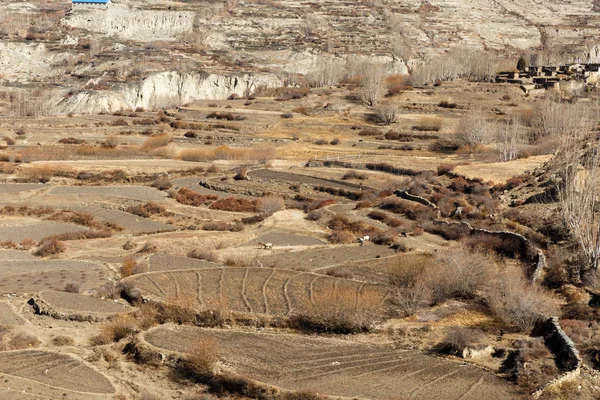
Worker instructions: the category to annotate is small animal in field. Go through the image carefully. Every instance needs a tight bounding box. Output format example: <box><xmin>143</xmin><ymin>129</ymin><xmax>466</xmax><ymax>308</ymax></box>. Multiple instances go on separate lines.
<box><xmin>357</xmin><ymin>235</ymin><xmax>370</xmax><ymax>246</ymax></box>
<box><xmin>258</xmin><ymin>241</ymin><xmax>273</xmax><ymax>250</ymax></box>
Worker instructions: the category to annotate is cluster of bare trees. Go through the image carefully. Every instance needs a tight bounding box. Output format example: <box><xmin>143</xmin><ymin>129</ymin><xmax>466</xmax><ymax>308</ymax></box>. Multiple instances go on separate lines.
<box><xmin>409</xmin><ymin>49</ymin><xmax>502</xmax><ymax>86</ymax></box>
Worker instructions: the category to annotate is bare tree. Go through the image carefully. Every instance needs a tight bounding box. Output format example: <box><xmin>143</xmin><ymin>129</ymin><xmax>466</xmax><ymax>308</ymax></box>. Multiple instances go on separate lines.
<box><xmin>455</xmin><ymin>111</ymin><xmax>494</xmax><ymax>147</ymax></box>
<box><xmin>496</xmin><ymin>117</ymin><xmax>526</xmax><ymax>162</ymax></box>
<box><xmin>372</xmin><ymin>104</ymin><xmax>399</xmax><ymax>125</ymax></box>
<box><xmin>360</xmin><ymin>63</ymin><xmax>386</xmax><ymax>106</ymax></box>
<box><xmin>559</xmin><ymin>139</ymin><xmax>600</xmax><ymax>274</ymax></box>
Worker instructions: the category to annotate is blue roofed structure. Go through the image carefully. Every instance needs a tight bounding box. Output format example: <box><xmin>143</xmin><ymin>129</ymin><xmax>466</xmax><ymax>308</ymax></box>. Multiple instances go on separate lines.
<box><xmin>72</xmin><ymin>0</ymin><xmax>112</xmax><ymax>9</ymax></box>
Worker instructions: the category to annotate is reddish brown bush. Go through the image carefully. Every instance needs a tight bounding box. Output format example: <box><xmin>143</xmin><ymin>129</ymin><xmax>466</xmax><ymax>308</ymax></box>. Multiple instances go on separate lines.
<box><xmin>327</xmin><ymin>215</ymin><xmax>365</xmax><ymax>233</ymax></box>
<box><xmin>127</xmin><ymin>202</ymin><xmax>165</xmax><ymax>217</ymax></box>
<box><xmin>328</xmin><ymin>230</ymin><xmax>355</xmax><ymax>244</ymax></box>
<box><xmin>203</xmin><ymin>221</ymin><xmax>244</xmax><ymax>232</ymax></box>
<box><xmin>424</xmin><ymin>222</ymin><xmax>471</xmax><ymax>240</ymax></box>
<box><xmin>209</xmin><ymin>197</ymin><xmax>256</xmax><ymax>213</ymax></box>
<box><xmin>437</xmin><ymin>163</ymin><xmax>456</xmax><ymax>176</ymax></box>
<box><xmin>175</xmin><ymin>188</ymin><xmax>217</xmax><ymax>207</ymax></box>
<box><xmin>34</xmin><ymin>238</ymin><xmax>65</xmax><ymax>257</ymax></box>
<box><xmin>379</xmin><ymin>198</ymin><xmax>435</xmax><ymax>221</ymax></box>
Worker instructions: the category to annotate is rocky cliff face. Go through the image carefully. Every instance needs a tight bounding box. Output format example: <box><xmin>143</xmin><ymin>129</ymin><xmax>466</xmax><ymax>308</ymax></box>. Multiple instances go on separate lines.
<box><xmin>64</xmin><ymin>8</ymin><xmax>195</xmax><ymax>41</ymax></box>
<box><xmin>55</xmin><ymin>71</ymin><xmax>282</xmax><ymax>114</ymax></box>
<box><xmin>0</xmin><ymin>42</ymin><xmax>67</xmax><ymax>82</ymax></box>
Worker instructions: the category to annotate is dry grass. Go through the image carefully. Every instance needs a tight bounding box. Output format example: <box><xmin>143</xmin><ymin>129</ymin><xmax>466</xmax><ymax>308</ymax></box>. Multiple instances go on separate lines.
<box><xmin>91</xmin><ymin>314</ymin><xmax>137</xmax><ymax>345</ymax></box>
<box><xmin>34</xmin><ymin>238</ymin><xmax>65</xmax><ymax>257</ymax></box>
<box><xmin>290</xmin><ymin>285</ymin><xmax>385</xmax><ymax>333</ymax></box>
<box><xmin>140</xmin><ymin>133</ymin><xmax>171</xmax><ymax>153</ymax></box>
<box><xmin>183</xmin><ymin>337</ymin><xmax>220</xmax><ymax>378</ymax></box>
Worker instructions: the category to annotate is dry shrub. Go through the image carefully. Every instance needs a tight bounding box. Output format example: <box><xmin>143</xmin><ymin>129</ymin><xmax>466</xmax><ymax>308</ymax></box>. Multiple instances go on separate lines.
<box><xmin>120</xmin><ymin>256</ymin><xmax>138</xmax><ymax>278</ymax></box>
<box><xmin>127</xmin><ymin>202</ymin><xmax>165</xmax><ymax>217</ymax></box>
<box><xmin>437</xmin><ymin>163</ymin><xmax>456</xmax><ymax>176</ymax></box>
<box><xmin>328</xmin><ymin>229</ymin><xmax>355</xmax><ymax>244</ymax></box>
<box><xmin>152</xmin><ymin>177</ymin><xmax>172</xmax><ymax>190</ymax></box>
<box><xmin>422</xmin><ymin>246</ymin><xmax>494</xmax><ymax>304</ymax></box>
<box><xmin>188</xmin><ymin>248</ymin><xmax>218</xmax><ymax>262</ymax></box>
<box><xmin>203</xmin><ymin>221</ymin><xmax>244</xmax><ymax>232</ymax></box>
<box><xmin>255</xmin><ymin>196</ymin><xmax>285</xmax><ymax>215</ymax></box>
<box><xmin>7</xmin><ymin>332</ymin><xmax>40</xmax><ymax>350</ymax></box>
<box><xmin>141</xmin><ymin>133</ymin><xmax>171</xmax><ymax>152</ymax></box>
<box><xmin>48</xmin><ymin>230</ymin><xmax>111</xmax><ymax>241</ymax></box>
<box><xmin>393</xmin><ymin>283</ymin><xmax>431</xmax><ymax>317</ymax></box>
<box><xmin>303</xmin><ymin>198</ymin><xmax>336</xmax><ymax>212</ymax></box>
<box><xmin>175</xmin><ymin>188</ymin><xmax>217</xmax><ymax>207</ymax></box>
<box><xmin>17</xmin><ymin>164</ymin><xmax>57</xmax><ymax>183</ymax></box>
<box><xmin>34</xmin><ymin>238</ymin><xmax>65</xmax><ymax>257</ymax></box>
<box><xmin>413</xmin><ymin>116</ymin><xmax>442</xmax><ymax>132</ymax></box>
<box><xmin>183</xmin><ymin>337</ymin><xmax>220</xmax><ymax>378</ymax></box>
<box><xmin>379</xmin><ymin>197</ymin><xmax>435</xmax><ymax>221</ymax></box>
<box><xmin>437</xmin><ymin>327</ymin><xmax>484</xmax><ymax>355</ymax></box>
<box><xmin>92</xmin><ymin>314</ymin><xmax>136</xmax><ymax>345</ymax></box>
<box><xmin>423</xmin><ymin>221</ymin><xmax>471</xmax><ymax>240</ymax></box>
<box><xmin>386</xmin><ymin>74</ymin><xmax>408</xmax><ymax>96</ymax></box>
<box><xmin>389</xmin><ymin>253</ymin><xmax>433</xmax><ymax>287</ymax></box>
<box><xmin>51</xmin><ymin>335</ymin><xmax>75</xmax><ymax>346</ymax></box>
<box><xmin>305</xmin><ymin>210</ymin><xmax>322</xmax><ymax>221</ymax></box>
<box><xmin>341</xmin><ymin>170</ymin><xmax>368</xmax><ymax>180</ymax></box>
<box><xmin>327</xmin><ymin>215</ymin><xmax>365</xmax><ymax>233</ymax></box>
<box><xmin>233</xmin><ymin>167</ymin><xmax>248</xmax><ymax>181</ymax></box>
<box><xmin>63</xmin><ymin>281</ymin><xmax>81</xmax><ymax>293</ymax></box>
<box><xmin>485</xmin><ymin>265</ymin><xmax>557</xmax><ymax>331</ymax></box>
<box><xmin>290</xmin><ymin>285</ymin><xmax>385</xmax><ymax>333</ymax></box>
<box><xmin>209</xmin><ymin>197</ymin><xmax>256</xmax><ymax>213</ymax></box>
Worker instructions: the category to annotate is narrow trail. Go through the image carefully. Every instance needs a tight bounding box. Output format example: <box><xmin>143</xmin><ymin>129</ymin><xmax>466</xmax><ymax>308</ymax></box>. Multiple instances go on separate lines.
<box><xmin>262</xmin><ymin>268</ymin><xmax>276</xmax><ymax>315</ymax></box>
<box><xmin>241</xmin><ymin>268</ymin><xmax>253</xmax><ymax>313</ymax></box>
<box><xmin>195</xmin><ymin>270</ymin><xmax>205</xmax><ymax>309</ymax></box>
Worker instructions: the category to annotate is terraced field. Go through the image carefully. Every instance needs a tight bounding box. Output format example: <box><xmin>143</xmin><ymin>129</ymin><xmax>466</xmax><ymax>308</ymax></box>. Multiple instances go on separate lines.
<box><xmin>0</xmin><ymin>183</ymin><xmax>45</xmax><ymax>194</ymax></box>
<box><xmin>248</xmin><ymin>169</ymin><xmax>365</xmax><ymax>191</ymax></box>
<box><xmin>0</xmin><ymin>249</ymin><xmax>36</xmax><ymax>261</ymax></box>
<box><xmin>145</xmin><ymin>326</ymin><xmax>523</xmax><ymax>400</ymax></box>
<box><xmin>37</xmin><ymin>290</ymin><xmax>133</xmax><ymax>318</ymax></box>
<box><xmin>148</xmin><ymin>253</ymin><xmax>221</xmax><ymax>272</ymax></box>
<box><xmin>124</xmin><ymin>267</ymin><xmax>389</xmax><ymax>316</ymax></box>
<box><xmin>0</xmin><ymin>350</ymin><xmax>115</xmax><ymax>399</ymax></box>
<box><xmin>67</xmin><ymin>204</ymin><xmax>176</xmax><ymax>234</ymax></box>
<box><xmin>48</xmin><ymin>185</ymin><xmax>167</xmax><ymax>201</ymax></box>
<box><xmin>0</xmin><ymin>260</ymin><xmax>111</xmax><ymax>294</ymax></box>
<box><xmin>248</xmin><ymin>231</ymin><xmax>325</xmax><ymax>247</ymax></box>
<box><xmin>258</xmin><ymin>245</ymin><xmax>398</xmax><ymax>271</ymax></box>
<box><xmin>173</xmin><ymin>177</ymin><xmax>246</xmax><ymax>198</ymax></box>
<box><xmin>0</xmin><ymin>301</ymin><xmax>27</xmax><ymax>326</ymax></box>
<box><xmin>0</xmin><ymin>219</ymin><xmax>88</xmax><ymax>242</ymax></box>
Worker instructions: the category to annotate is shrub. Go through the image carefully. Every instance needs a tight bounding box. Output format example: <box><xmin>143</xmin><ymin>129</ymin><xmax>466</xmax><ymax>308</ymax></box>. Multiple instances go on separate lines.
<box><xmin>438</xmin><ymin>100</ymin><xmax>457</xmax><ymax>109</ymax></box>
<box><xmin>379</xmin><ymin>198</ymin><xmax>434</xmax><ymax>221</ymax></box>
<box><xmin>330</xmin><ymin>138</ymin><xmax>340</xmax><ymax>145</ymax></box>
<box><xmin>422</xmin><ymin>247</ymin><xmax>494</xmax><ymax>304</ymax></box>
<box><xmin>51</xmin><ymin>335</ymin><xmax>75</xmax><ymax>346</ymax></box>
<box><xmin>423</xmin><ymin>222</ymin><xmax>471</xmax><ymax>240</ymax></box>
<box><xmin>182</xmin><ymin>337</ymin><xmax>220</xmax><ymax>378</ymax></box>
<box><xmin>303</xmin><ymin>199</ymin><xmax>336</xmax><ymax>212</ymax></box>
<box><xmin>120</xmin><ymin>255</ymin><xmax>144</xmax><ymax>278</ymax></box>
<box><xmin>413</xmin><ymin>116</ymin><xmax>442</xmax><ymax>131</ymax></box>
<box><xmin>328</xmin><ymin>230</ymin><xmax>355</xmax><ymax>244</ymax></box>
<box><xmin>93</xmin><ymin>314</ymin><xmax>136</xmax><ymax>344</ymax></box>
<box><xmin>233</xmin><ymin>167</ymin><xmax>248</xmax><ymax>181</ymax></box>
<box><xmin>305</xmin><ymin>210</ymin><xmax>323</xmax><ymax>221</ymax></box>
<box><xmin>241</xmin><ymin>214</ymin><xmax>267</xmax><ymax>224</ymax></box>
<box><xmin>436</xmin><ymin>163</ymin><xmax>456</xmax><ymax>176</ymax></box>
<box><xmin>151</xmin><ymin>177</ymin><xmax>172</xmax><ymax>190</ymax></box>
<box><xmin>203</xmin><ymin>221</ymin><xmax>244</xmax><ymax>232</ymax></box>
<box><xmin>63</xmin><ymin>281</ymin><xmax>81</xmax><ymax>293</ymax></box>
<box><xmin>175</xmin><ymin>188</ymin><xmax>217</xmax><ymax>207</ymax></box>
<box><xmin>437</xmin><ymin>327</ymin><xmax>484</xmax><ymax>355</ymax></box>
<box><xmin>127</xmin><ymin>202</ymin><xmax>165</xmax><ymax>218</ymax></box>
<box><xmin>485</xmin><ymin>265</ymin><xmax>557</xmax><ymax>331</ymax></box>
<box><xmin>289</xmin><ymin>286</ymin><xmax>384</xmax><ymax>333</ymax></box>
<box><xmin>188</xmin><ymin>248</ymin><xmax>218</xmax><ymax>262</ymax></box>
<box><xmin>314</xmin><ymin>139</ymin><xmax>327</xmax><ymax>145</ymax></box>
<box><xmin>209</xmin><ymin>198</ymin><xmax>256</xmax><ymax>213</ymax></box>
<box><xmin>8</xmin><ymin>332</ymin><xmax>40</xmax><ymax>350</ymax></box>
<box><xmin>280</xmin><ymin>113</ymin><xmax>293</xmax><ymax>119</ymax></box>
<box><xmin>34</xmin><ymin>238</ymin><xmax>65</xmax><ymax>257</ymax></box>
<box><xmin>327</xmin><ymin>215</ymin><xmax>364</xmax><ymax>233</ymax></box>
<box><xmin>372</xmin><ymin>104</ymin><xmax>399</xmax><ymax>125</ymax></box>
<box><xmin>393</xmin><ymin>284</ymin><xmax>431</xmax><ymax>317</ymax></box>
<box><xmin>341</xmin><ymin>170</ymin><xmax>367</xmax><ymax>180</ymax></box>
<box><xmin>255</xmin><ymin>196</ymin><xmax>285</xmax><ymax>215</ymax></box>
<box><xmin>141</xmin><ymin>133</ymin><xmax>171</xmax><ymax>152</ymax></box>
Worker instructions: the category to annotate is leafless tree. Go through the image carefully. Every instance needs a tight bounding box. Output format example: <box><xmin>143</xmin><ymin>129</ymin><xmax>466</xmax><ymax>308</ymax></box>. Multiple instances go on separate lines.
<box><xmin>393</xmin><ymin>283</ymin><xmax>431</xmax><ymax>317</ymax></box>
<box><xmin>360</xmin><ymin>63</ymin><xmax>386</xmax><ymax>106</ymax></box>
<box><xmin>455</xmin><ymin>111</ymin><xmax>494</xmax><ymax>147</ymax></box>
<box><xmin>372</xmin><ymin>104</ymin><xmax>399</xmax><ymax>125</ymax></box>
<box><xmin>559</xmin><ymin>138</ymin><xmax>600</xmax><ymax>273</ymax></box>
<box><xmin>496</xmin><ymin>117</ymin><xmax>526</xmax><ymax>162</ymax></box>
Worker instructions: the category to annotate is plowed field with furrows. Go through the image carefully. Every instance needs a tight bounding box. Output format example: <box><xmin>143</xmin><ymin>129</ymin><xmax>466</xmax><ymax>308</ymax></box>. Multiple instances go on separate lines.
<box><xmin>48</xmin><ymin>185</ymin><xmax>167</xmax><ymax>201</ymax></box>
<box><xmin>0</xmin><ymin>220</ymin><xmax>88</xmax><ymax>242</ymax></box>
<box><xmin>0</xmin><ymin>350</ymin><xmax>115</xmax><ymax>399</ymax></box>
<box><xmin>147</xmin><ymin>253</ymin><xmax>221</xmax><ymax>272</ymax></box>
<box><xmin>124</xmin><ymin>267</ymin><xmax>389</xmax><ymax>316</ymax></box>
<box><xmin>145</xmin><ymin>326</ymin><xmax>522</xmax><ymax>400</ymax></box>
<box><xmin>67</xmin><ymin>205</ymin><xmax>176</xmax><ymax>234</ymax></box>
<box><xmin>37</xmin><ymin>290</ymin><xmax>133</xmax><ymax>316</ymax></box>
<box><xmin>0</xmin><ymin>260</ymin><xmax>110</xmax><ymax>294</ymax></box>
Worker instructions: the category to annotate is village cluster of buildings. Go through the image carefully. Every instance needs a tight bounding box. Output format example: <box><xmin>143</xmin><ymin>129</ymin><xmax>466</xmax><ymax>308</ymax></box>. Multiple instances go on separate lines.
<box><xmin>496</xmin><ymin>64</ymin><xmax>600</xmax><ymax>95</ymax></box>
